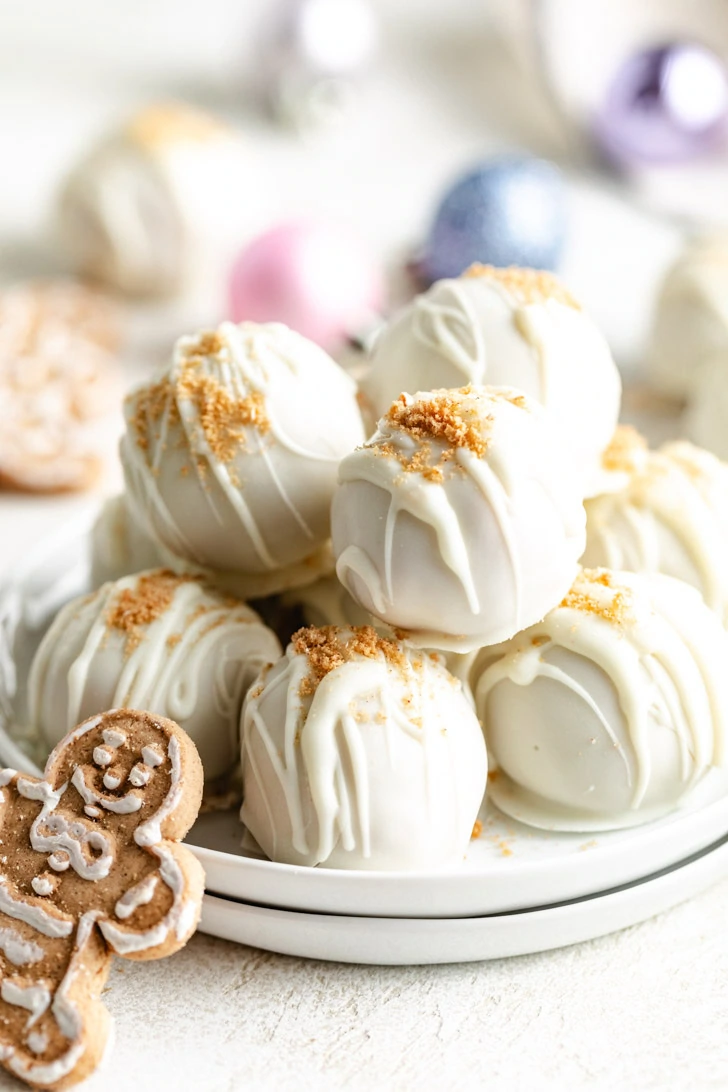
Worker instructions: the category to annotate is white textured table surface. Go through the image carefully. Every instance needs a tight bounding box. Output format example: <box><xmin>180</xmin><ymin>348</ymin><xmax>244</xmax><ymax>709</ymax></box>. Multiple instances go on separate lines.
<box><xmin>1</xmin><ymin>2</ymin><xmax>726</xmax><ymax>1089</ymax></box>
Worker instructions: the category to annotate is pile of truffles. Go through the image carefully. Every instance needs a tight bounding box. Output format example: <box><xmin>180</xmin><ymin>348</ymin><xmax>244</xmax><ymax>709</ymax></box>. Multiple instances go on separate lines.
<box><xmin>27</xmin><ymin>264</ymin><xmax>728</xmax><ymax>870</ymax></box>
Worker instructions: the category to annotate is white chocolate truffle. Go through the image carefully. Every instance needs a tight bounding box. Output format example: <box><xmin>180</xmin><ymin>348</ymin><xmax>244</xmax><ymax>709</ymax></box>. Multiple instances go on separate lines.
<box><xmin>28</xmin><ymin>569</ymin><xmax>281</xmax><ymax>781</ymax></box>
<box><xmin>472</xmin><ymin>568</ymin><xmax>728</xmax><ymax>831</ymax></box>
<box><xmin>649</xmin><ymin>234</ymin><xmax>728</xmax><ymax>399</ymax></box>
<box><xmin>121</xmin><ymin>321</ymin><xmax>365</xmax><ymax>592</ymax></box>
<box><xmin>684</xmin><ymin>354</ymin><xmax>728</xmax><ymax>462</ymax></box>
<box><xmin>362</xmin><ymin>265</ymin><xmax>621</xmax><ymax>495</ymax></box>
<box><xmin>241</xmin><ymin>626</ymin><xmax>487</xmax><ymax>870</ymax></box>
<box><xmin>583</xmin><ymin>440</ymin><xmax>728</xmax><ymax>625</ymax></box>
<box><xmin>331</xmin><ymin>386</ymin><xmax>586</xmax><ymax>652</ymax></box>
<box><xmin>90</xmin><ymin>494</ymin><xmax>168</xmax><ymax>587</ymax></box>
<box><xmin>58</xmin><ymin>102</ymin><xmax>256</xmax><ymax>299</ymax></box>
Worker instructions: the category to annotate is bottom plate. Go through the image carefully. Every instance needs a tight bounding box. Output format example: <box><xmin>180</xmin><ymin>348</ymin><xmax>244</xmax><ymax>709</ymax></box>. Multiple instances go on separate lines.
<box><xmin>199</xmin><ymin>833</ymin><xmax>728</xmax><ymax>965</ymax></box>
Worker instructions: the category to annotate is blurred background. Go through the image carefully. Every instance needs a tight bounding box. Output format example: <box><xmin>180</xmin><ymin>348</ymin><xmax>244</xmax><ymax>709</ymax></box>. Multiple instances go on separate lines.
<box><xmin>2</xmin><ymin>0</ymin><xmax>728</xmax><ymax>523</ymax></box>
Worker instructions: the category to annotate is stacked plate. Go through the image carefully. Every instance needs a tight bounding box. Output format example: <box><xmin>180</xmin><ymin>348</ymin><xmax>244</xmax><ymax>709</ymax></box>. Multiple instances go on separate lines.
<box><xmin>3</xmin><ymin>516</ymin><xmax>728</xmax><ymax>966</ymax></box>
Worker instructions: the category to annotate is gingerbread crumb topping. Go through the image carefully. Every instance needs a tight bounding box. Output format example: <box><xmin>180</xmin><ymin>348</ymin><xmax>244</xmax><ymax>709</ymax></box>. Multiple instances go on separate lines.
<box><xmin>463</xmin><ymin>264</ymin><xmax>581</xmax><ymax>309</ymax></box>
<box><xmin>177</xmin><ymin>371</ymin><xmax>269</xmax><ymax>463</ymax></box>
<box><xmin>601</xmin><ymin>425</ymin><xmax>648</xmax><ymax>476</ymax></box>
<box><xmin>128</xmin><ymin>328</ymin><xmax>271</xmax><ymax>465</ymax></box>
<box><xmin>560</xmin><ymin>568</ymin><xmax>633</xmax><ymax>627</ymax></box>
<box><xmin>106</xmin><ymin>570</ymin><xmax>199</xmax><ymax>653</ymax></box>
<box><xmin>386</xmin><ymin>387</ymin><xmax>489</xmax><ymax>457</ymax></box>
<box><xmin>292</xmin><ymin>625</ymin><xmax>409</xmax><ymax>696</ymax></box>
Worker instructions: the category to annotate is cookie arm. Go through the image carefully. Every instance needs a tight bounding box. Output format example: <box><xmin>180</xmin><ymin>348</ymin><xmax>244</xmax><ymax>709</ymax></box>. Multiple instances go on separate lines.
<box><xmin>97</xmin><ymin>843</ymin><xmax>204</xmax><ymax>962</ymax></box>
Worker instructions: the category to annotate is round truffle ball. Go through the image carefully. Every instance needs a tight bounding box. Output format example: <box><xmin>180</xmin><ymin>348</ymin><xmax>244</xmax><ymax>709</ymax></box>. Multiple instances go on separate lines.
<box><xmin>228</xmin><ymin>221</ymin><xmax>383</xmax><ymax>352</ymax></box>
<box><xmin>241</xmin><ymin>625</ymin><xmax>487</xmax><ymax>869</ymax></box>
<box><xmin>684</xmin><ymin>355</ymin><xmax>728</xmax><ymax>461</ymax></box>
<box><xmin>121</xmin><ymin>321</ymin><xmax>365</xmax><ymax>590</ymax></box>
<box><xmin>90</xmin><ymin>494</ymin><xmax>169</xmax><ymax>588</ymax></box>
<box><xmin>419</xmin><ymin>156</ymin><xmax>567</xmax><ymax>284</ymax></box>
<box><xmin>331</xmin><ymin>386</ymin><xmax>586</xmax><ymax>652</ymax></box>
<box><xmin>472</xmin><ymin>568</ymin><xmax>728</xmax><ymax>831</ymax></box>
<box><xmin>649</xmin><ymin>233</ymin><xmax>728</xmax><ymax>399</ymax></box>
<box><xmin>58</xmin><ymin>102</ymin><xmax>256</xmax><ymax>299</ymax></box>
<box><xmin>583</xmin><ymin>440</ymin><xmax>728</xmax><ymax>625</ymax></box>
<box><xmin>28</xmin><ymin>569</ymin><xmax>281</xmax><ymax>781</ymax></box>
<box><xmin>362</xmin><ymin>265</ymin><xmax>620</xmax><ymax>496</ymax></box>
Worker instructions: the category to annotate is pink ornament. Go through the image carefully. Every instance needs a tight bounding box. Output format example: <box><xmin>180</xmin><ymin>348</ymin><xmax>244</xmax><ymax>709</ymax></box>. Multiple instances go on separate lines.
<box><xmin>227</xmin><ymin>221</ymin><xmax>383</xmax><ymax>351</ymax></box>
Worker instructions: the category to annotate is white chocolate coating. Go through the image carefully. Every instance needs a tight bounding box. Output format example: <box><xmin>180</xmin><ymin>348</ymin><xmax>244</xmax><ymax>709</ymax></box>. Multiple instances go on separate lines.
<box><xmin>472</xmin><ymin>569</ymin><xmax>728</xmax><ymax>831</ymax></box>
<box><xmin>241</xmin><ymin>627</ymin><xmax>487</xmax><ymax>870</ymax></box>
<box><xmin>121</xmin><ymin>321</ymin><xmax>365</xmax><ymax>588</ymax></box>
<box><xmin>684</xmin><ymin>354</ymin><xmax>728</xmax><ymax>462</ymax></box>
<box><xmin>57</xmin><ymin>103</ymin><xmax>257</xmax><ymax>299</ymax></box>
<box><xmin>583</xmin><ymin>441</ymin><xmax>728</xmax><ymax>625</ymax></box>
<box><xmin>362</xmin><ymin>267</ymin><xmax>621</xmax><ymax>496</ymax></box>
<box><xmin>28</xmin><ymin>570</ymin><xmax>281</xmax><ymax>781</ymax></box>
<box><xmin>332</xmin><ymin>386</ymin><xmax>586</xmax><ymax>652</ymax></box>
<box><xmin>90</xmin><ymin>494</ymin><xmax>335</xmax><ymax>601</ymax></box>
<box><xmin>649</xmin><ymin>234</ymin><xmax>728</xmax><ymax>399</ymax></box>
<box><xmin>90</xmin><ymin>494</ymin><xmax>168</xmax><ymax>588</ymax></box>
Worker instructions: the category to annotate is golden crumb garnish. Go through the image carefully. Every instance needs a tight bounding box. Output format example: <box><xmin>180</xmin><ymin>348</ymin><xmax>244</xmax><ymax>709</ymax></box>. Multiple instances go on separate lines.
<box><xmin>559</xmin><ymin>568</ymin><xmax>633</xmax><ymax>627</ymax></box>
<box><xmin>106</xmin><ymin>570</ymin><xmax>200</xmax><ymax>654</ymax></box>
<box><xmin>601</xmin><ymin>425</ymin><xmax>648</xmax><ymax>475</ymax></box>
<box><xmin>463</xmin><ymin>264</ymin><xmax>581</xmax><ymax>310</ymax></box>
<box><xmin>471</xmin><ymin>819</ymin><xmax>483</xmax><ymax>840</ymax></box>
<box><xmin>293</xmin><ymin>624</ymin><xmax>410</xmax><ymax>696</ymax></box>
<box><xmin>385</xmin><ymin>387</ymin><xmax>490</xmax><ymax>457</ymax></box>
<box><xmin>176</xmin><ymin>369</ymin><xmax>269</xmax><ymax>463</ymax></box>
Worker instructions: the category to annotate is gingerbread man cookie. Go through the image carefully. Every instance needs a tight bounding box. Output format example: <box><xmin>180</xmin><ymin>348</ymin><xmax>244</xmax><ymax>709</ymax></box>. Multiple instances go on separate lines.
<box><xmin>0</xmin><ymin>708</ymin><xmax>204</xmax><ymax>1090</ymax></box>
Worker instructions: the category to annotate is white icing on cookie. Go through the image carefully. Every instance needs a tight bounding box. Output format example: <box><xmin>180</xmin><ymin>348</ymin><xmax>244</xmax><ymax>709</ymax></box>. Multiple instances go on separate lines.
<box><xmin>114</xmin><ymin>874</ymin><xmax>158</xmax><ymax>920</ymax></box>
<box><xmin>71</xmin><ymin>767</ymin><xmax>142</xmax><ymax>815</ymax></box>
<box><xmin>102</xmin><ymin>772</ymin><xmax>121</xmax><ymax>790</ymax></box>
<box><xmin>141</xmin><ymin>746</ymin><xmax>163</xmax><ymax>768</ymax></box>
<box><xmin>1</xmin><ymin>980</ymin><xmax>51</xmax><ymax>1029</ymax></box>
<box><xmin>26</xmin><ymin>1030</ymin><xmax>48</xmax><ymax>1055</ymax></box>
<box><xmin>0</xmin><ymin>882</ymin><xmax>73</xmax><ymax>939</ymax></box>
<box><xmin>17</xmin><ymin>778</ymin><xmax>114</xmax><ymax>880</ymax></box>
<box><xmin>101</xmin><ymin>729</ymin><xmax>126</xmax><ymax>749</ymax></box>
<box><xmin>92</xmin><ymin>747</ymin><xmax>113</xmax><ymax>767</ymax></box>
<box><xmin>127</xmin><ymin>764</ymin><xmax>150</xmax><ymax>788</ymax></box>
<box><xmin>30</xmin><ymin>876</ymin><xmax>56</xmax><ymax>898</ymax></box>
<box><xmin>0</xmin><ymin>928</ymin><xmax>44</xmax><ymax>966</ymax></box>
<box><xmin>135</xmin><ymin>736</ymin><xmax>181</xmax><ymax>848</ymax></box>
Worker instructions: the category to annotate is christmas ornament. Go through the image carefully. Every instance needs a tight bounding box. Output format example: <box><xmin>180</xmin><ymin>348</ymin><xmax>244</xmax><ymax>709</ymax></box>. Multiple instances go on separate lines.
<box><xmin>227</xmin><ymin>220</ymin><xmax>383</xmax><ymax>351</ymax></box>
<box><xmin>418</xmin><ymin>155</ymin><xmax>567</xmax><ymax>285</ymax></box>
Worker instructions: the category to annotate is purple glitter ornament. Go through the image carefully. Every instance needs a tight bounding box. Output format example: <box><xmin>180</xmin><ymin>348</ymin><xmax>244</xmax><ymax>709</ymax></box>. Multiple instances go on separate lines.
<box><xmin>594</xmin><ymin>42</ymin><xmax>728</xmax><ymax>167</ymax></box>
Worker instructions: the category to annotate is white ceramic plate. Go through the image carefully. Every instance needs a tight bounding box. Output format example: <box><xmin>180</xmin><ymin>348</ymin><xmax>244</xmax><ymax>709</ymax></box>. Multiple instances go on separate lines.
<box><xmin>4</xmin><ymin>517</ymin><xmax>728</xmax><ymax>925</ymax></box>
<box><xmin>190</xmin><ymin>772</ymin><xmax>728</xmax><ymax>917</ymax></box>
<box><xmin>198</xmin><ymin>832</ymin><xmax>728</xmax><ymax>964</ymax></box>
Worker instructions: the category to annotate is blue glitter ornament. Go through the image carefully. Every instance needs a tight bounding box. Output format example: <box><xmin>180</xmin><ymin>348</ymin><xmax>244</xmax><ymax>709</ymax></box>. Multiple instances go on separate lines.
<box><xmin>419</xmin><ymin>156</ymin><xmax>568</xmax><ymax>284</ymax></box>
